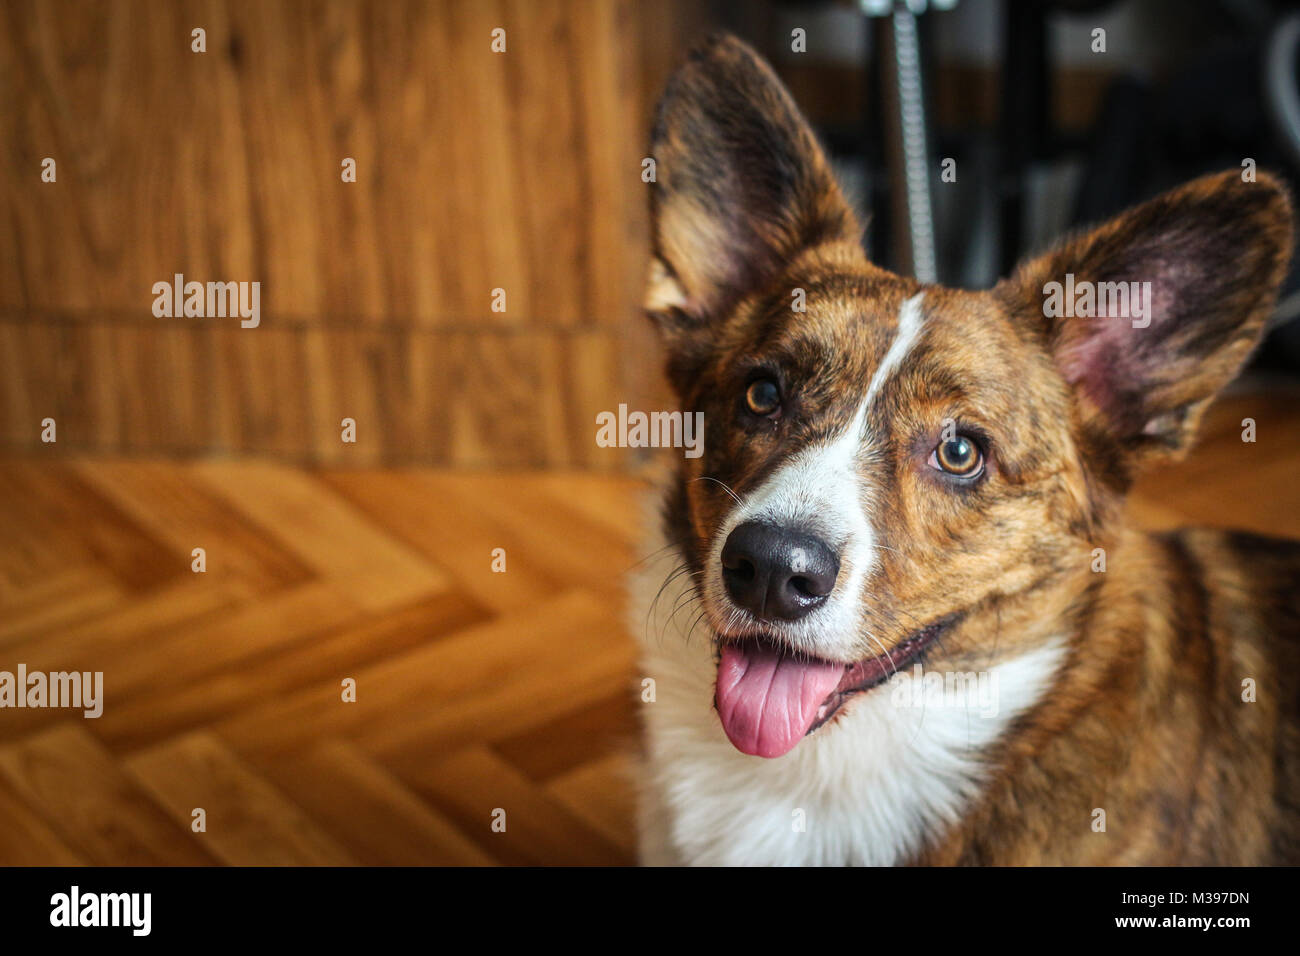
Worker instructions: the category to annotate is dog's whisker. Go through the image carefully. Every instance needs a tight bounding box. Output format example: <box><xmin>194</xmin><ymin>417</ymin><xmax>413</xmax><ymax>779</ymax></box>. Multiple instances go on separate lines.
<box><xmin>645</xmin><ymin>562</ymin><xmax>692</xmax><ymax>642</ymax></box>
<box><xmin>689</xmin><ymin>475</ymin><xmax>745</xmax><ymax>507</ymax></box>
<box><xmin>627</xmin><ymin>541</ymin><xmax>681</xmax><ymax>573</ymax></box>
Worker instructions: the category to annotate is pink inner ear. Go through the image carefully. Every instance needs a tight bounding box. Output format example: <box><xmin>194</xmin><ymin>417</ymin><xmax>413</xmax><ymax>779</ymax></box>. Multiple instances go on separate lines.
<box><xmin>1059</xmin><ymin>333</ymin><xmax>1125</xmax><ymax>417</ymax></box>
<box><xmin>1055</xmin><ymin>275</ymin><xmax>1178</xmax><ymax>424</ymax></box>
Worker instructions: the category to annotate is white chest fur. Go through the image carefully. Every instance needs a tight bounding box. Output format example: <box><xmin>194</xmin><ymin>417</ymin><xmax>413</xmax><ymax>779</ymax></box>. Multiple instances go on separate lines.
<box><xmin>630</xmin><ymin>530</ymin><xmax>1065</xmax><ymax>866</ymax></box>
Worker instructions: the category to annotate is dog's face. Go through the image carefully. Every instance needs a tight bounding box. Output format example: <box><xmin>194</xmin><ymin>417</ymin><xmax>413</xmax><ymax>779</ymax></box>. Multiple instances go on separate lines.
<box><xmin>647</xmin><ymin>35</ymin><xmax>1293</xmax><ymax>758</ymax></box>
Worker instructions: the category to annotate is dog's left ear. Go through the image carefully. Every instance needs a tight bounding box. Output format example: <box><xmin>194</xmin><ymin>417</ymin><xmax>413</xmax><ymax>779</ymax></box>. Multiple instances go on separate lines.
<box><xmin>997</xmin><ymin>170</ymin><xmax>1293</xmax><ymax>470</ymax></box>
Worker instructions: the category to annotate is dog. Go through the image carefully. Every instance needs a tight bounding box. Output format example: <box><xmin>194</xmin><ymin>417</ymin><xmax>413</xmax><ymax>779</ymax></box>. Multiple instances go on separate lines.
<box><xmin>632</xmin><ymin>34</ymin><xmax>1300</xmax><ymax>866</ymax></box>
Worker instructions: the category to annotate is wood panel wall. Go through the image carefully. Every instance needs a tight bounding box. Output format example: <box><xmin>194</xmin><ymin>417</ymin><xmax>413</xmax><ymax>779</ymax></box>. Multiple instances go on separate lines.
<box><xmin>0</xmin><ymin>0</ymin><xmax>695</xmax><ymax>467</ymax></box>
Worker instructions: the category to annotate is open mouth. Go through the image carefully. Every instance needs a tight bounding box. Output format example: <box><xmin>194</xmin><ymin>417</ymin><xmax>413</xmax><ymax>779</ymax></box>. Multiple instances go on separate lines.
<box><xmin>713</xmin><ymin>619</ymin><xmax>952</xmax><ymax>759</ymax></box>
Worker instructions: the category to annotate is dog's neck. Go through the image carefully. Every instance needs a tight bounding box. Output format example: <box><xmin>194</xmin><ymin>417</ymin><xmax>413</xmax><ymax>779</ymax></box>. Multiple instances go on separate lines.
<box><xmin>913</xmin><ymin>524</ymin><xmax>1212</xmax><ymax>864</ymax></box>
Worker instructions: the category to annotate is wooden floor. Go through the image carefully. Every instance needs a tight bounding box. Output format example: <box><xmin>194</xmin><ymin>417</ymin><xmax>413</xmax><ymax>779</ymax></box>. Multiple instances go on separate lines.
<box><xmin>0</xmin><ymin>388</ymin><xmax>1297</xmax><ymax>866</ymax></box>
<box><xmin>0</xmin><ymin>461</ymin><xmax>646</xmax><ymax>865</ymax></box>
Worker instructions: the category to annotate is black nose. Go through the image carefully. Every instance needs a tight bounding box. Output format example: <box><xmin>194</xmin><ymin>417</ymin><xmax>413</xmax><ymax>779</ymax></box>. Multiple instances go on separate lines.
<box><xmin>721</xmin><ymin>521</ymin><xmax>840</xmax><ymax>622</ymax></box>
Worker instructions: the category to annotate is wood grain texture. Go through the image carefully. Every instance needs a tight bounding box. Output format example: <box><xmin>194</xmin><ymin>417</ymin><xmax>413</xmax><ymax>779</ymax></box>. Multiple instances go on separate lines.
<box><xmin>0</xmin><ymin>0</ymin><xmax>694</xmax><ymax>466</ymax></box>
<box><xmin>0</xmin><ymin>454</ymin><xmax>647</xmax><ymax>865</ymax></box>
<box><xmin>125</xmin><ymin>732</ymin><xmax>359</xmax><ymax>866</ymax></box>
<box><xmin>0</xmin><ymin>726</ymin><xmax>219</xmax><ymax>865</ymax></box>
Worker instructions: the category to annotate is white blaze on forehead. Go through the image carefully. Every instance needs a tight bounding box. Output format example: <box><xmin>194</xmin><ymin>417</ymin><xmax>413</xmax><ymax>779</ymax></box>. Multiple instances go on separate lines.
<box><xmin>707</xmin><ymin>292</ymin><xmax>929</xmax><ymax>658</ymax></box>
<box><xmin>865</xmin><ymin>292</ymin><xmax>927</xmax><ymax>407</ymax></box>
<box><xmin>729</xmin><ymin>291</ymin><xmax>928</xmax><ymax>534</ymax></box>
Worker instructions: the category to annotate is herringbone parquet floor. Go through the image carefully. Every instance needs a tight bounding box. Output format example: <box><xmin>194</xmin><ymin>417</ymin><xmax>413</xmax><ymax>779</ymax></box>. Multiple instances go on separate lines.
<box><xmin>0</xmin><ymin>461</ymin><xmax>646</xmax><ymax>865</ymax></box>
<box><xmin>1</xmin><ymin>388</ymin><xmax>1298</xmax><ymax>866</ymax></box>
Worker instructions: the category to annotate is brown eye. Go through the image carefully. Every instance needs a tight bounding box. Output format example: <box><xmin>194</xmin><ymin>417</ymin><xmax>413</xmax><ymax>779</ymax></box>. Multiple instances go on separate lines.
<box><xmin>745</xmin><ymin>378</ymin><xmax>781</xmax><ymax>416</ymax></box>
<box><xmin>932</xmin><ymin>435</ymin><xmax>984</xmax><ymax>478</ymax></box>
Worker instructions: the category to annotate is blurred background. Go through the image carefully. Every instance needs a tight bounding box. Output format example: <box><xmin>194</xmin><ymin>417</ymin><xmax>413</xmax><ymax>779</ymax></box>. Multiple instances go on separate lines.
<box><xmin>1</xmin><ymin>0</ymin><xmax>1298</xmax><ymax>866</ymax></box>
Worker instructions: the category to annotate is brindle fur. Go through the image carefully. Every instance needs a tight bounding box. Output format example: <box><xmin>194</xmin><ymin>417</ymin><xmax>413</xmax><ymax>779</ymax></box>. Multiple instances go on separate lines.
<box><xmin>643</xmin><ymin>34</ymin><xmax>1300</xmax><ymax>864</ymax></box>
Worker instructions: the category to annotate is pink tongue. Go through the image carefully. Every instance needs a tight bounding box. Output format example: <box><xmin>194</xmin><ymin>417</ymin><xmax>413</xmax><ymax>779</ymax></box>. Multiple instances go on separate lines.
<box><xmin>715</xmin><ymin>642</ymin><xmax>846</xmax><ymax>758</ymax></box>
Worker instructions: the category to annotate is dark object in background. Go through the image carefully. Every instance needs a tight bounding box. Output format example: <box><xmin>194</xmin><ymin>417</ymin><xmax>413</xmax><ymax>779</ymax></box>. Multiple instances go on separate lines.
<box><xmin>825</xmin><ymin>0</ymin><xmax>1300</xmax><ymax>371</ymax></box>
<box><xmin>1070</xmin><ymin>2</ymin><xmax>1300</xmax><ymax>370</ymax></box>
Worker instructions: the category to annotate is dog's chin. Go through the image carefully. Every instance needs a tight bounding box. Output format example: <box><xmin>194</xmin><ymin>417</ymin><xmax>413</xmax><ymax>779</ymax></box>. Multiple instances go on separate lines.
<box><xmin>710</xmin><ymin>617</ymin><xmax>953</xmax><ymax>759</ymax></box>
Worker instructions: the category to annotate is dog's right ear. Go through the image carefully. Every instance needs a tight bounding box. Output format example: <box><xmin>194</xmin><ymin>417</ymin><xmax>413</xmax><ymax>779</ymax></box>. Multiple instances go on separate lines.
<box><xmin>646</xmin><ymin>34</ymin><xmax>858</xmax><ymax>380</ymax></box>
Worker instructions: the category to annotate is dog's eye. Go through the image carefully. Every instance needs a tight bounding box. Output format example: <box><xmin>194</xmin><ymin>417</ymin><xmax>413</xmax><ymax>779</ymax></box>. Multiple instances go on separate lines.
<box><xmin>745</xmin><ymin>378</ymin><xmax>781</xmax><ymax>417</ymax></box>
<box><xmin>931</xmin><ymin>435</ymin><xmax>984</xmax><ymax>478</ymax></box>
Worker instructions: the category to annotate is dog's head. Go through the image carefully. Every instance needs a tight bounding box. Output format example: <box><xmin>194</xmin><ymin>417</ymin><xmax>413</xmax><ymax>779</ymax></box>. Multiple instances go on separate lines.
<box><xmin>645</xmin><ymin>35</ymin><xmax>1293</xmax><ymax>758</ymax></box>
